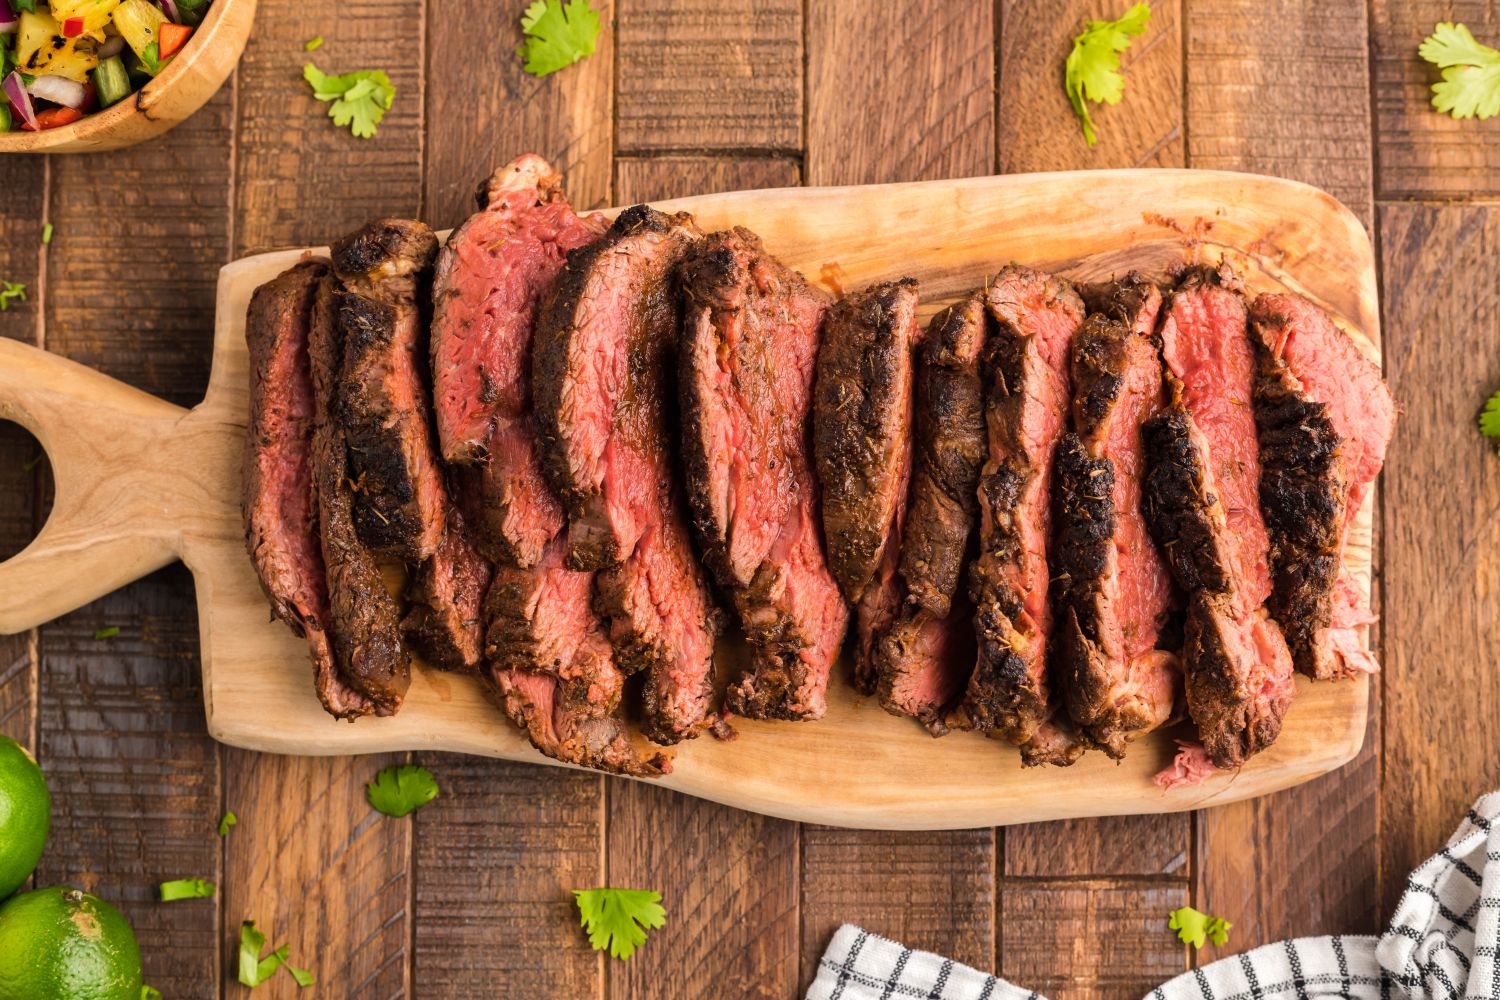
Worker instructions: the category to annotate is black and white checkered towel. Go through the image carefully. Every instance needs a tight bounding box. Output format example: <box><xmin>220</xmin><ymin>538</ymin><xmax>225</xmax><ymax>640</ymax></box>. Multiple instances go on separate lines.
<box><xmin>807</xmin><ymin>791</ymin><xmax>1500</xmax><ymax>1000</ymax></box>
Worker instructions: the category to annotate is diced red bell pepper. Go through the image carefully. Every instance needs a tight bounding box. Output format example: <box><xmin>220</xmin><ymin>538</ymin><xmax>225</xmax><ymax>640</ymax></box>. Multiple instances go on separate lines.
<box><xmin>158</xmin><ymin>22</ymin><xmax>192</xmax><ymax>59</ymax></box>
<box><xmin>80</xmin><ymin>80</ymin><xmax>97</xmax><ymax>112</ymax></box>
<box><xmin>61</xmin><ymin>16</ymin><xmax>84</xmax><ymax>37</ymax></box>
<box><xmin>25</xmin><ymin>106</ymin><xmax>84</xmax><ymax>130</ymax></box>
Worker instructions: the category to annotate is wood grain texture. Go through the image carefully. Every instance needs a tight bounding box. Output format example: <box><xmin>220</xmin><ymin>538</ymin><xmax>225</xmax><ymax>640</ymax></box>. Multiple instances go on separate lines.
<box><xmin>616</xmin><ymin>0</ymin><xmax>801</xmax><ymax>154</ymax></box>
<box><xmin>1006</xmin><ymin>816</ymin><xmax>1189</xmax><ymax>878</ymax></box>
<box><xmin>1372</xmin><ymin>1</ymin><xmax>1500</xmax><ymax>199</ymax></box>
<box><xmin>615</xmin><ymin>155</ymin><xmax>800</xmax><ymax>203</ymax></box>
<box><xmin>999</xmin><ymin>0</ymin><xmax>1183</xmax><ymax>172</ymax></box>
<box><xmin>1379</xmin><ymin>204</ymin><xmax>1500</xmax><ymax>916</ymax></box>
<box><xmin>806</xmin><ymin>0</ymin><xmax>995</xmax><ymax>185</ymax></box>
<box><xmin>422</xmin><ymin>0</ymin><xmax>614</xmax><ymax>226</ymax></box>
<box><xmin>1185</xmin><ymin>0</ymin><xmax>1374</xmax><ymax>229</ymax></box>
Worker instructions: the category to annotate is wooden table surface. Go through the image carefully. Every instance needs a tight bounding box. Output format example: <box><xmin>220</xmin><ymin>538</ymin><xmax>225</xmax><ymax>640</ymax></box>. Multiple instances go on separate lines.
<box><xmin>0</xmin><ymin>1</ymin><xmax>1494</xmax><ymax>997</ymax></box>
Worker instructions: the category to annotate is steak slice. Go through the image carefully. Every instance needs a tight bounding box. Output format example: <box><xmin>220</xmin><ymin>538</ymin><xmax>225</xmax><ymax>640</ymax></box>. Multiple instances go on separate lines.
<box><xmin>1144</xmin><ymin>267</ymin><xmax>1295</xmax><ymax>769</ymax></box>
<box><xmin>1249</xmin><ymin>293</ymin><xmax>1395</xmax><ymax>679</ymax></box>
<box><xmin>678</xmin><ymin>229</ymin><xmax>849</xmax><ymax>722</ymax></box>
<box><xmin>331</xmin><ymin>219</ymin><xmax>446</xmax><ymax>564</ymax></box>
<box><xmin>309</xmin><ymin>272</ymin><xmax>410</xmax><ymax>716</ymax></box>
<box><xmin>534</xmin><ymin>206</ymin><xmax>722</xmax><ymax>744</ymax></box>
<box><xmin>814</xmin><ymin>279</ymin><xmax>922</xmax><ymax>604</ymax></box>
<box><xmin>872</xmin><ymin>596</ymin><xmax>976</xmax><ymax>736</ymax></box>
<box><xmin>401</xmin><ymin>470</ymin><xmax>492</xmax><ymax>673</ymax></box>
<box><xmin>963</xmin><ymin>265</ymin><xmax>1085</xmax><ymax>755</ymax></box>
<box><xmin>430</xmin><ymin>155</ymin><xmax>606</xmax><ymax>568</ymax></box>
<box><xmin>243</xmin><ymin>261</ymin><xmax>372</xmax><ymax>720</ymax></box>
<box><xmin>1054</xmin><ymin>281</ymin><xmax>1181</xmax><ymax>758</ymax></box>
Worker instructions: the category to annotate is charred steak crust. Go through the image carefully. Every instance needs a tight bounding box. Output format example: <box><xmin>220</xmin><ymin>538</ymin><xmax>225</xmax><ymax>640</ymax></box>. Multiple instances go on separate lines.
<box><xmin>678</xmin><ymin>228</ymin><xmax>849</xmax><ymax>723</ymax></box>
<box><xmin>309</xmin><ymin>273</ymin><xmax>410</xmax><ymax>716</ymax></box>
<box><xmin>401</xmin><ymin>481</ymin><xmax>492</xmax><ymax>673</ymax></box>
<box><xmin>330</xmin><ymin>219</ymin><xmax>446</xmax><ymax>564</ymax></box>
<box><xmin>813</xmin><ymin>278</ymin><xmax>923</xmax><ymax>604</ymax></box>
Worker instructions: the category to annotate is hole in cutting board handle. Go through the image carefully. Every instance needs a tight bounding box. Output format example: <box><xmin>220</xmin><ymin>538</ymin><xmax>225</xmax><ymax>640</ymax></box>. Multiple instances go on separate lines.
<box><xmin>0</xmin><ymin>420</ymin><xmax>50</xmax><ymax>564</ymax></box>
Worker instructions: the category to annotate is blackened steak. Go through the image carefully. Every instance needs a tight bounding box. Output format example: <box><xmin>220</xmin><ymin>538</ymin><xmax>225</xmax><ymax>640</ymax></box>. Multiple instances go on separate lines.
<box><xmin>401</xmin><ymin>471</ymin><xmax>492</xmax><ymax>673</ymax></box>
<box><xmin>430</xmin><ymin>155</ymin><xmax>606</xmax><ymax>567</ymax></box>
<box><xmin>533</xmin><ymin>206</ymin><xmax>721</xmax><ymax>744</ymax></box>
<box><xmin>309</xmin><ymin>272</ymin><xmax>410</xmax><ymax>715</ymax></box>
<box><xmin>814</xmin><ymin>279</ymin><xmax>922</xmax><ymax>605</ymax></box>
<box><xmin>963</xmin><ymin>265</ymin><xmax>1085</xmax><ymax>759</ymax></box>
<box><xmin>1144</xmin><ymin>267</ymin><xmax>1295</xmax><ymax>769</ymax></box>
<box><xmin>678</xmin><ymin>229</ymin><xmax>849</xmax><ymax>721</ymax></box>
<box><xmin>331</xmin><ymin>219</ymin><xmax>445</xmax><ymax>564</ymax></box>
<box><xmin>243</xmin><ymin>261</ymin><xmax>372</xmax><ymax>720</ymax></box>
<box><xmin>1249</xmin><ymin>292</ymin><xmax>1394</xmax><ymax>679</ymax></box>
<box><xmin>1054</xmin><ymin>280</ymin><xmax>1181</xmax><ymax>758</ymax></box>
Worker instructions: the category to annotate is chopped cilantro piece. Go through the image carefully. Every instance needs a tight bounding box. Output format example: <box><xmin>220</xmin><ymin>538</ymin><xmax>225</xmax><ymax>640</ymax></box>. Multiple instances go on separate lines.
<box><xmin>1065</xmin><ymin>2</ymin><xmax>1152</xmax><ymax>146</ymax></box>
<box><xmin>140</xmin><ymin>42</ymin><xmax>161</xmax><ymax>76</ymax></box>
<box><xmin>303</xmin><ymin>62</ymin><xmax>396</xmax><ymax>139</ymax></box>
<box><xmin>159</xmin><ymin>878</ymin><xmax>216</xmax><ymax>901</ymax></box>
<box><xmin>1169</xmin><ymin>905</ymin><xmax>1232</xmax><ymax>949</ymax></box>
<box><xmin>11</xmin><ymin>0</ymin><xmax>34</xmax><ymax>11</ymax></box>
<box><xmin>0</xmin><ymin>281</ymin><xmax>27</xmax><ymax>311</ymax></box>
<box><xmin>1421</xmin><ymin>22</ymin><xmax>1500</xmax><ymax>120</ymax></box>
<box><xmin>141</xmin><ymin>987</ymin><xmax>162</xmax><ymax>1000</ymax></box>
<box><xmin>41</xmin><ymin>223</ymin><xmax>52</xmax><ymax>245</ymax></box>
<box><xmin>517</xmin><ymin>0</ymin><xmax>601</xmax><ymax>77</ymax></box>
<box><xmin>219</xmin><ymin>809</ymin><xmax>238</xmax><ymax>836</ymax></box>
<box><xmin>573</xmin><ymin>888</ymin><xmax>666</xmax><ymax>960</ymax></box>
<box><xmin>22</xmin><ymin>452</ymin><xmax>42</xmax><ymax>472</ymax></box>
<box><xmin>366</xmin><ymin>763</ymin><xmax>439</xmax><ymax>816</ymax></box>
<box><xmin>93</xmin><ymin>626</ymin><xmax>120</xmax><ymax>640</ymax></box>
<box><xmin>304</xmin><ymin>35</ymin><xmax>323</xmax><ymax>51</ymax></box>
<box><xmin>238</xmin><ymin>921</ymin><xmax>289</xmax><ymax>988</ymax></box>
<box><xmin>288</xmin><ymin>965</ymin><xmax>316</xmax><ymax>987</ymax></box>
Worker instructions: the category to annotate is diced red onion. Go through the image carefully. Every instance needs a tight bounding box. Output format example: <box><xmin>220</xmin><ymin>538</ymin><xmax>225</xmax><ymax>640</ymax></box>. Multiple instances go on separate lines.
<box><xmin>155</xmin><ymin>0</ymin><xmax>180</xmax><ymax>21</ymax></box>
<box><xmin>0</xmin><ymin>0</ymin><xmax>16</xmax><ymax>33</ymax></box>
<box><xmin>98</xmin><ymin>35</ymin><xmax>125</xmax><ymax>58</ymax></box>
<box><xmin>3</xmin><ymin>72</ymin><xmax>36</xmax><ymax>129</ymax></box>
<box><xmin>26</xmin><ymin>74</ymin><xmax>87</xmax><ymax>110</ymax></box>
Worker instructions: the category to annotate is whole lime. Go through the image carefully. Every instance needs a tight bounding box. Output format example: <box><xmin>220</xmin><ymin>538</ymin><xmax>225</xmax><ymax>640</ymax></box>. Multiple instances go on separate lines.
<box><xmin>0</xmin><ymin>734</ymin><xmax>48</xmax><ymax>900</ymax></box>
<box><xmin>0</xmin><ymin>886</ymin><xmax>143</xmax><ymax>1000</ymax></box>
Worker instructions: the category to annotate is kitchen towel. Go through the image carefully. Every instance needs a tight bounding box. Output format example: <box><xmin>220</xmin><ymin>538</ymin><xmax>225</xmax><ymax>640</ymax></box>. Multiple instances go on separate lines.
<box><xmin>805</xmin><ymin>790</ymin><xmax>1500</xmax><ymax>1000</ymax></box>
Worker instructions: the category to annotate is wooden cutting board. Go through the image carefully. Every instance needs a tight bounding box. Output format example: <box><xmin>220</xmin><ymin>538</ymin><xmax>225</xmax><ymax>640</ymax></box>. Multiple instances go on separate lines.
<box><xmin>0</xmin><ymin>169</ymin><xmax>1379</xmax><ymax>830</ymax></box>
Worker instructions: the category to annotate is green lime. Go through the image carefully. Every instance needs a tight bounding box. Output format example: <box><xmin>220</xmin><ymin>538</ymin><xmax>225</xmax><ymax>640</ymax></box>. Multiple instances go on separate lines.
<box><xmin>0</xmin><ymin>886</ymin><xmax>143</xmax><ymax>1000</ymax></box>
<box><xmin>0</xmin><ymin>734</ymin><xmax>49</xmax><ymax>900</ymax></box>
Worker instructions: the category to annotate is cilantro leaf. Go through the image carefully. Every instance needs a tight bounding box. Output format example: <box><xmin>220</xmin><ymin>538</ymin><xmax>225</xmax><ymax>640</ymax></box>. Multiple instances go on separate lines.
<box><xmin>366</xmin><ymin>763</ymin><xmax>439</xmax><ymax>817</ymax></box>
<box><xmin>238</xmin><ymin>921</ymin><xmax>289</xmax><ymax>988</ymax></box>
<box><xmin>1169</xmin><ymin>905</ymin><xmax>1232</xmax><ymax>949</ymax></box>
<box><xmin>219</xmin><ymin>810</ymin><xmax>237</xmax><ymax>836</ymax></box>
<box><xmin>141</xmin><ymin>42</ymin><xmax>161</xmax><ymax>76</ymax></box>
<box><xmin>303</xmin><ymin>62</ymin><xmax>396</xmax><ymax>139</ymax></box>
<box><xmin>573</xmin><ymin>888</ymin><xmax>666</xmax><ymax>960</ymax></box>
<box><xmin>159</xmin><ymin>878</ymin><xmax>216</xmax><ymax>901</ymax></box>
<box><xmin>41</xmin><ymin>223</ymin><xmax>52</xmax><ymax>245</ymax></box>
<box><xmin>517</xmin><ymin>0</ymin><xmax>601</xmax><ymax>77</ymax></box>
<box><xmin>304</xmin><ymin>36</ymin><xmax>324</xmax><ymax>52</ymax></box>
<box><xmin>1421</xmin><ymin>23</ymin><xmax>1500</xmax><ymax>121</ymax></box>
<box><xmin>1064</xmin><ymin>2</ymin><xmax>1152</xmax><ymax>146</ymax></box>
<box><xmin>93</xmin><ymin>626</ymin><xmax>120</xmax><ymax>640</ymax></box>
<box><xmin>0</xmin><ymin>281</ymin><xmax>27</xmax><ymax>311</ymax></box>
<box><xmin>288</xmin><ymin>964</ymin><xmax>316</xmax><ymax>987</ymax></box>
<box><xmin>142</xmin><ymin>987</ymin><xmax>162</xmax><ymax>1000</ymax></box>
<box><xmin>11</xmin><ymin>0</ymin><xmax>33</xmax><ymax>11</ymax></box>
<box><xmin>1480</xmin><ymin>387</ymin><xmax>1500</xmax><ymax>452</ymax></box>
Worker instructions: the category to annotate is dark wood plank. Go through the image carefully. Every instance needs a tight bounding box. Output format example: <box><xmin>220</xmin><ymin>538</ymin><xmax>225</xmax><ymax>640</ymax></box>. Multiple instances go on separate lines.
<box><xmin>1000</xmin><ymin>882</ymin><xmax>1188</xmax><ymax>998</ymax></box>
<box><xmin>1378</xmin><ymin>204</ymin><xmax>1500</xmax><ymax>915</ymax></box>
<box><xmin>1006</xmin><ymin>816</ymin><xmax>1188</xmax><ymax>878</ymax></box>
<box><xmin>234</xmin><ymin>0</ymin><xmax>425</xmax><ymax>253</ymax></box>
<box><xmin>1372</xmin><ymin>1</ymin><xmax>1500</xmax><ymax>199</ymax></box>
<box><xmin>422</xmin><ymin>0</ymin><xmax>614</xmax><ymax>227</ymax></box>
<box><xmin>607</xmin><ymin>155</ymin><xmax>801</xmax><ymax>1000</ymax></box>
<box><xmin>1185</xmin><ymin>0</ymin><xmax>1374</xmax><ymax>228</ymax></box>
<box><xmin>616</xmin><ymin>0</ymin><xmax>801</xmax><ymax>154</ymax></box>
<box><xmin>806</xmin><ymin>0</ymin><xmax>995</xmax><ymax>185</ymax></box>
<box><xmin>39</xmin><ymin>92</ymin><xmax>232</xmax><ymax>998</ymax></box>
<box><xmin>999</xmin><ymin>0</ymin><xmax>1183</xmax><ymax>172</ymax></box>
<box><xmin>1185</xmin><ymin>0</ymin><xmax>1380</xmax><ymax>950</ymax></box>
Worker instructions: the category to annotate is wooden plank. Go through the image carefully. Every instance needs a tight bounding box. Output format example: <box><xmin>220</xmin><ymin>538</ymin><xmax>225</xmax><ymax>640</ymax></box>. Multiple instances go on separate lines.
<box><xmin>607</xmin><ymin>155</ymin><xmax>801</xmax><ymax>1000</ymax></box>
<box><xmin>1006</xmin><ymin>816</ymin><xmax>1188</xmax><ymax>878</ymax></box>
<box><xmin>616</xmin><ymin>0</ymin><xmax>801</xmax><ymax>154</ymax></box>
<box><xmin>422</xmin><ymin>0</ymin><xmax>614</xmax><ymax>228</ymax></box>
<box><xmin>1186</xmin><ymin>0</ymin><xmax>1374</xmax><ymax>229</ymax></box>
<box><xmin>998</xmin><ymin>0</ymin><xmax>1183</xmax><ymax>172</ymax></box>
<box><xmin>806</xmin><ymin>0</ymin><xmax>995</xmax><ymax>185</ymax></box>
<box><xmin>234</xmin><ymin>0</ymin><xmax>425</xmax><ymax>254</ymax></box>
<box><xmin>1000</xmin><ymin>882</ymin><xmax>1188</xmax><ymax>998</ymax></box>
<box><xmin>1185</xmin><ymin>0</ymin><xmax>1381</xmax><ymax>950</ymax></box>
<box><xmin>1371</xmin><ymin>2</ymin><xmax>1500</xmax><ymax>200</ymax></box>
<box><xmin>1378</xmin><ymin>203</ymin><xmax>1500</xmax><ymax>915</ymax></box>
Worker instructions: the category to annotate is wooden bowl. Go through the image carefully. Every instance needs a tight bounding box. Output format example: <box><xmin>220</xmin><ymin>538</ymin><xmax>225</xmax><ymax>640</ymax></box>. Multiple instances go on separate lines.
<box><xmin>0</xmin><ymin>0</ymin><xmax>256</xmax><ymax>153</ymax></box>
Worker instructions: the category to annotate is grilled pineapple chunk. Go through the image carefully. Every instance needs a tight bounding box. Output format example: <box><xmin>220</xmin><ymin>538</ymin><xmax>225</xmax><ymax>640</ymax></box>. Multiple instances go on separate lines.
<box><xmin>48</xmin><ymin>0</ymin><xmax>124</xmax><ymax>39</ymax></box>
<box><xmin>15</xmin><ymin>10</ymin><xmax>101</xmax><ymax>83</ymax></box>
<box><xmin>111</xmin><ymin>0</ymin><xmax>167</xmax><ymax>67</ymax></box>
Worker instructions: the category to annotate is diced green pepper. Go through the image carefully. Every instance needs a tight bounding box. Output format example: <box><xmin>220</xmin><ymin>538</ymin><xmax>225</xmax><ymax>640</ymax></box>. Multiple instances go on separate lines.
<box><xmin>91</xmin><ymin>55</ymin><xmax>130</xmax><ymax>107</ymax></box>
<box><xmin>0</xmin><ymin>105</ymin><xmax>11</xmax><ymax>133</ymax></box>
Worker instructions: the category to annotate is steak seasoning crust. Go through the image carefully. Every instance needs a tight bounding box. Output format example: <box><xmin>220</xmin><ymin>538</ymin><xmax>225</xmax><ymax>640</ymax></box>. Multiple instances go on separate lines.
<box><xmin>533</xmin><ymin>205</ymin><xmax>722</xmax><ymax>745</ymax></box>
<box><xmin>1144</xmin><ymin>267</ymin><xmax>1295</xmax><ymax>769</ymax></box>
<box><xmin>242</xmin><ymin>260</ymin><xmax>372</xmax><ymax>720</ymax></box>
<box><xmin>679</xmin><ymin>228</ymin><xmax>849</xmax><ymax>722</ymax></box>
<box><xmin>963</xmin><ymin>265</ymin><xmax>1086</xmax><ymax>765</ymax></box>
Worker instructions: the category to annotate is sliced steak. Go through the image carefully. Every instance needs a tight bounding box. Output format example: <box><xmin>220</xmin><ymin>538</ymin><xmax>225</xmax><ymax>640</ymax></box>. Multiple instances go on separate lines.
<box><xmin>330</xmin><ymin>219</ymin><xmax>445</xmax><ymax>564</ymax></box>
<box><xmin>1144</xmin><ymin>267</ymin><xmax>1295</xmax><ymax>769</ymax></box>
<box><xmin>678</xmin><ymin>229</ymin><xmax>849</xmax><ymax>722</ymax></box>
<box><xmin>243</xmin><ymin>261</ymin><xmax>372</xmax><ymax>720</ymax></box>
<box><xmin>813</xmin><ymin>279</ymin><xmax>922</xmax><ymax>604</ymax></box>
<box><xmin>872</xmin><ymin>596</ymin><xmax>975</xmax><ymax>736</ymax></box>
<box><xmin>963</xmin><ymin>265</ymin><xmax>1085</xmax><ymax>755</ymax></box>
<box><xmin>489</xmin><ymin>668</ymin><xmax>669</xmax><ymax>778</ymax></box>
<box><xmin>309</xmin><ymin>273</ymin><xmax>410</xmax><ymax>715</ymax></box>
<box><xmin>534</xmin><ymin>206</ymin><xmax>722</xmax><ymax>744</ymax></box>
<box><xmin>401</xmin><ymin>470</ymin><xmax>492</xmax><ymax>673</ymax></box>
<box><xmin>1249</xmin><ymin>293</ymin><xmax>1395</xmax><ymax>679</ymax></box>
<box><xmin>430</xmin><ymin>155</ymin><xmax>606</xmax><ymax>567</ymax></box>
<box><xmin>1054</xmin><ymin>281</ymin><xmax>1181</xmax><ymax>758</ymax></box>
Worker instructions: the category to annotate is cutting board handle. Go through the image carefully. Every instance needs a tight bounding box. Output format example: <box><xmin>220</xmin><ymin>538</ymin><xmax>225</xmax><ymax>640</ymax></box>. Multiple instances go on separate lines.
<box><xmin>0</xmin><ymin>338</ymin><xmax>190</xmax><ymax>633</ymax></box>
